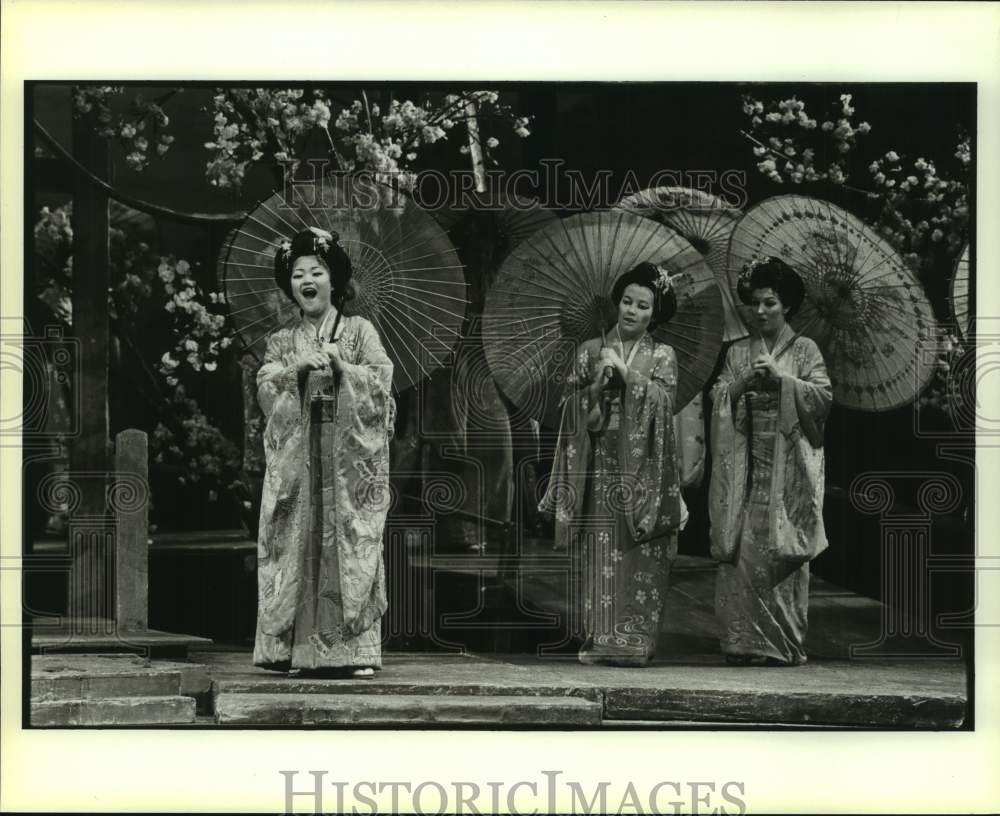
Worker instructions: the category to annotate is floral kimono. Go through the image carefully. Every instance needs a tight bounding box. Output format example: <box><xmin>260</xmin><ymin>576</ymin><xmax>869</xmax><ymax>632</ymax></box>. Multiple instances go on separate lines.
<box><xmin>540</xmin><ymin>333</ymin><xmax>682</xmax><ymax>665</ymax></box>
<box><xmin>253</xmin><ymin>314</ymin><xmax>394</xmax><ymax>671</ymax></box>
<box><xmin>709</xmin><ymin>324</ymin><xmax>832</xmax><ymax>665</ymax></box>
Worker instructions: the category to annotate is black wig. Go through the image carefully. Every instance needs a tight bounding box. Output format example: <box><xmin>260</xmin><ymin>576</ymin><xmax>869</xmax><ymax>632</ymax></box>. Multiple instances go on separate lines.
<box><xmin>610</xmin><ymin>261</ymin><xmax>678</xmax><ymax>327</ymax></box>
<box><xmin>736</xmin><ymin>257</ymin><xmax>806</xmax><ymax>318</ymax></box>
<box><xmin>273</xmin><ymin>228</ymin><xmax>354</xmax><ymax>303</ymax></box>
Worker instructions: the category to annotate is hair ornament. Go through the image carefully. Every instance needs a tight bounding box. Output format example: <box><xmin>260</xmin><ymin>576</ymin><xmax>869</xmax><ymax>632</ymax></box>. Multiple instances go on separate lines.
<box><xmin>307</xmin><ymin>226</ymin><xmax>334</xmax><ymax>253</ymax></box>
<box><xmin>739</xmin><ymin>254</ymin><xmax>770</xmax><ymax>288</ymax></box>
<box><xmin>653</xmin><ymin>264</ymin><xmax>674</xmax><ymax>294</ymax></box>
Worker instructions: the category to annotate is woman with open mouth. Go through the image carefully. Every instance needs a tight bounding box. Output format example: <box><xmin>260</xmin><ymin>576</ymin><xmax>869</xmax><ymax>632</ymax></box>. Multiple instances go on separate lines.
<box><xmin>540</xmin><ymin>262</ymin><xmax>684</xmax><ymax>667</ymax></box>
<box><xmin>252</xmin><ymin>227</ymin><xmax>394</xmax><ymax>678</ymax></box>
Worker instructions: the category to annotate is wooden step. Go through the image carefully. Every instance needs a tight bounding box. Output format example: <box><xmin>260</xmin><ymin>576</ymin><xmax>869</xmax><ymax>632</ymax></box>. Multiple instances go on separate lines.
<box><xmin>603</xmin><ymin>682</ymin><xmax>967</xmax><ymax>728</ymax></box>
<box><xmin>31</xmin><ymin>696</ymin><xmax>196</xmax><ymax>726</ymax></box>
<box><xmin>213</xmin><ymin>676</ymin><xmax>599</xmax><ymax>701</ymax></box>
<box><xmin>32</xmin><ymin>620</ymin><xmax>212</xmax><ymax>658</ymax></box>
<box><xmin>32</xmin><ymin>655</ymin><xmax>182</xmax><ymax>700</ymax></box>
<box><xmin>214</xmin><ymin>692</ymin><xmax>601</xmax><ymax>726</ymax></box>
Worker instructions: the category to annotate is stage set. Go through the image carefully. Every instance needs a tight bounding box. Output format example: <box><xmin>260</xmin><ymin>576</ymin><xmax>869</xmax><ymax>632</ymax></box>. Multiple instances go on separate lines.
<box><xmin>23</xmin><ymin>83</ymin><xmax>974</xmax><ymax>728</ymax></box>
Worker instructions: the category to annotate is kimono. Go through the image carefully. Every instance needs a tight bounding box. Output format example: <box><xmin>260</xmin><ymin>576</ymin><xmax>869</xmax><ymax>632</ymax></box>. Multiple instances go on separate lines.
<box><xmin>540</xmin><ymin>333</ymin><xmax>682</xmax><ymax>666</ymax></box>
<box><xmin>253</xmin><ymin>314</ymin><xmax>394</xmax><ymax>671</ymax></box>
<box><xmin>709</xmin><ymin>324</ymin><xmax>832</xmax><ymax>665</ymax></box>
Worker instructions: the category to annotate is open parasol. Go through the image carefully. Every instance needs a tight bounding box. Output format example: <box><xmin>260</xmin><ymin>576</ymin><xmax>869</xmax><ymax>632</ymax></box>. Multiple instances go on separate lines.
<box><xmin>219</xmin><ymin>176</ymin><xmax>468</xmax><ymax>392</ymax></box>
<box><xmin>482</xmin><ymin>209</ymin><xmax>724</xmax><ymax>428</ymax></box>
<box><xmin>432</xmin><ymin>189</ymin><xmax>558</xmax><ymax>248</ymax></box>
<box><xmin>727</xmin><ymin>194</ymin><xmax>938</xmax><ymax>412</ymax></box>
<box><xmin>432</xmin><ymin>190</ymin><xmax>558</xmax><ymax>313</ymax></box>
<box><xmin>616</xmin><ymin>186</ymin><xmax>747</xmax><ymax>342</ymax></box>
<box><xmin>949</xmin><ymin>243</ymin><xmax>971</xmax><ymax>340</ymax></box>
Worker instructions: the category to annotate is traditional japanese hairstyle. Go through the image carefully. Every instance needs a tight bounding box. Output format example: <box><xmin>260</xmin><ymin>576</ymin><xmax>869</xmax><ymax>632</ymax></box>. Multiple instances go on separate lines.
<box><xmin>610</xmin><ymin>261</ymin><xmax>678</xmax><ymax>327</ymax></box>
<box><xmin>736</xmin><ymin>255</ymin><xmax>806</xmax><ymax>318</ymax></box>
<box><xmin>273</xmin><ymin>227</ymin><xmax>354</xmax><ymax>303</ymax></box>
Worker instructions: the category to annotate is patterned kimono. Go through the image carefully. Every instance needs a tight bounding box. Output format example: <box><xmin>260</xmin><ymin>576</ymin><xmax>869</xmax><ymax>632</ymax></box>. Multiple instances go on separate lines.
<box><xmin>253</xmin><ymin>315</ymin><xmax>394</xmax><ymax>671</ymax></box>
<box><xmin>709</xmin><ymin>324</ymin><xmax>832</xmax><ymax>665</ymax></box>
<box><xmin>540</xmin><ymin>333</ymin><xmax>682</xmax><ymax>666</ymax></box>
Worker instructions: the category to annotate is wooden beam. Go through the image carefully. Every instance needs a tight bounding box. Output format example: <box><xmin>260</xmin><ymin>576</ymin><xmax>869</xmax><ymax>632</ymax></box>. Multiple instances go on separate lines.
<box><xmin>68</xmin><ymin>103</ymin><xmax>111</xmax><ymax>619</ymax></box>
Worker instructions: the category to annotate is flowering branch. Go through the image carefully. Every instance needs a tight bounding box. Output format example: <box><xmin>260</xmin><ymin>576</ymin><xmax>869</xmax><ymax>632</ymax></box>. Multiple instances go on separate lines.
<box><xmin>738</xmin><ymin>89</ymin><xmax>972</xmax><ymax>420</ymax></box>
<box><xmin>73</xmin><ymin>86</ymin><xmax>177</xmax><ymax>170</ymax></box>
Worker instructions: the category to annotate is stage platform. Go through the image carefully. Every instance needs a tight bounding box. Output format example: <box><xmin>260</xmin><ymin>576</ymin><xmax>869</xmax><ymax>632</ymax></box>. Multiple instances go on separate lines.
<box><xmin>27</xmin><ymin>647</ymin><xmax>967</xmax><ymax>729</ymax></box>
<box><xmin>27</xmin><ymin>553</ymin><xmax>970</xmax><ymax>729</ymax></box>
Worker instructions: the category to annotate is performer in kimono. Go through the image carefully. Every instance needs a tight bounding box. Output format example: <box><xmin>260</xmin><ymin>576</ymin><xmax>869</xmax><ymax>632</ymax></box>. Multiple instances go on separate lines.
<box><xmin>541</xmin><ymin>262</ymin><xmax>683</xmax><ymax>666</ymax></box>
<box><xmin>253</xmin><ymin>228</ymin><xmax>394</xmax><ymax>676</ymax></box>
<box><xmin>709</xmin><ymin>257</ymin><xmax>832</xmax><ymax>666</ymax></box>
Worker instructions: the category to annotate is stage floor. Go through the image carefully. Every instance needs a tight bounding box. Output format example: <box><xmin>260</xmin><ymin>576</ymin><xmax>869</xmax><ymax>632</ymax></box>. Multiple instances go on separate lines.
<box><xmin>29</xmin><ymin>555</ymin><xmax>970</xmax><ymax>729</ymax></box>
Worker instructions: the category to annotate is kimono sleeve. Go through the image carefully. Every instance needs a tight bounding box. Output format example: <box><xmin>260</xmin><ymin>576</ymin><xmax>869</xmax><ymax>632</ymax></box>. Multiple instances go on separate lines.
<box><xmin>624</xmin><ymin>342</ymin><xmax>677</xmax><ymax>415</ymax></box>
<box><xmin>256</xmin><ymin>331</ymin><xmax>300</xmax><ymax>420</ymax></box>
<box><xmin>708</xmin><ymin>342</ymin><xmax>749</xmax><ymax>563</ymax></box>
<box><xmin>337</xmin><ymin>319</ymin><xmax>395</xmax><ymax>439</ymax></box>
<box><xmin>538</xmin><ymin>340</ymin><xmax>598</xmax><ymax>529</ymax></box>
<box><xmin>621</xmin><ymin>342</ymin><xmax>682</xmax><ymax>540</ymax></box>
<box><xmin>779</xmin><ymin>338</ymin><xmax>832</xmax><ymax>448</ymax></box>
<box><xmin>709</xmin><ymin>342</ymin><xmax>750</xmax><ymax>435</ymax></box>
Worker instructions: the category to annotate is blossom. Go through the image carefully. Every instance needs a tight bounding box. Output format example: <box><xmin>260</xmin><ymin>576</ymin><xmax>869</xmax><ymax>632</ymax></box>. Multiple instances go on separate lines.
<box><xmin>486</xmin><ymin>136</ymin><xmax>499</xmax><ymax>149</ymax></box>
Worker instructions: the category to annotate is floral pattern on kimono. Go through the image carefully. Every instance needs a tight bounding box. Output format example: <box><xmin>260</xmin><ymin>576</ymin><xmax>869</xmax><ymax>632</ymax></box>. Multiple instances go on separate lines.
<box><xmin>540</xmin><ymin>333</ymin><xmax>682</xmax><ymax>665</ymax></box>
<box><xmin>253</xmin><ymin>315</ymin><xmax>394</xmax><ymax>670</ymax></box>
<box><xmin>708</xmin><ymin>323</ymin><xmax>832</xmax><ymax>664</ymax></box>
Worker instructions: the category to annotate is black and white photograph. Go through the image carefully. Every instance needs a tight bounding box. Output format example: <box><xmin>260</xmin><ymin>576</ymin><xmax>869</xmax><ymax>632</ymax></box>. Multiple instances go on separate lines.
<box><xmin>3</xmin><ymin>3</ymin><xmax>999</xmax><ymax>815</ymax></box>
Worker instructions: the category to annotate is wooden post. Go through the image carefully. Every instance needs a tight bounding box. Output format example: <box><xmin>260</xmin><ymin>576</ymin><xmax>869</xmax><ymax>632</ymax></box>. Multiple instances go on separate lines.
<box><xmin>68</xmin><ymin>102</ymin><xmax>112</xmax><ymax>620</ymax></box>
<box><xmin>464</xmin><ymin>100</ymin><xmax>487</xmax><ymax>194</ymax></box>
<box><xmin>113</xmin><ymin>430</ymin><xmax>149</xmax><ymax>631</ymax></box>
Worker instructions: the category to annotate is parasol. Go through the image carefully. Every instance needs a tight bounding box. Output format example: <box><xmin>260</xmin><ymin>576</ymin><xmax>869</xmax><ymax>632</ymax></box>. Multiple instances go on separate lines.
<box><xmin>616</xmin><ymin>186</ymin><xmax>747</xmax><ymax>342</ymax></box>
<box><xmin>219</xmin><ymin>176</ymin><xmax>468</xmax><ymax>392</ymax></box>
<box><xmin>432</xmin><ymin>189</ymin><xmax>558</xmax><ymax>310</ymax></box>
<box><xmin>432</xmin><ymin>189</ymin><xmax>558</xmax><ymax>247</ymax></box>
<box><xmin>949</xmin><ymin>243</ymin><xmax>971</xmax><ymax>340</ymax></box>
<box><xmin>482</xmin><ymin>209</ymin><xmax>724</xmax><ymax>428</ymax></box>
<box><xmin>727</xmin><ymin>194</ymin><xmax>938</xmax><ymax>412</ymax></box>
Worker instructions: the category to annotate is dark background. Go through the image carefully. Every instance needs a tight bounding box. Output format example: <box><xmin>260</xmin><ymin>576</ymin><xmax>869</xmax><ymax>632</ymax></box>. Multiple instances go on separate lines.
<box><xmin>25</xmin><ymin>82</ymin><xmax>976</xmax><ymax>634</ymax></box>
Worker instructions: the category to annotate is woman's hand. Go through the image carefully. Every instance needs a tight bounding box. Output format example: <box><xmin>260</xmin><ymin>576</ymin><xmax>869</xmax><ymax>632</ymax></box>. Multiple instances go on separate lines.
<box><xmin>297</xmin><ymin>351</ymin><xmax>330</xmax><ymax>374</ymax></box>
<box><xmin>730</xmin><ymin>365</ymin><xmax>759</xmax><ymax>399</ymax></box>
<box><xmin>598</xmin><ymin>347</ymin><xmax>627</xmax><ymax>382</ymax></box>
<box><xmin>751</xmin><ymin>349</ymin><xmax>781</xmax><ymax>380</ymax></box>
<box><xmin>321</xmin><ymin>342</ymin><xmax>343</xmax><ymax>372</ymax></box>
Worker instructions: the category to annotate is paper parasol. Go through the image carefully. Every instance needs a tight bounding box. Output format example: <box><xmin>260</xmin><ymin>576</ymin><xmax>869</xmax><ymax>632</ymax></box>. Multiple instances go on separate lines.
<box><xmin>727</xmin><ymin>194</ymin><xmax>938</xmax><ymax>412</ymax></box>
<box><xmin>219</xmin><ymin>177</ymin><xmax>468</xmax><ymax>392</ymax></box>
<box><xmin>482</xmin><ymin>209</ymin><xmax>723</xmax><ymax>428</ymax></box>
<box><xmin>616</xmin><ymin>186</ymin><xmax>747</xmax><ymax>342</ymax></box>
<box><xmin>949</xmin><ymin>244</ymin><xmax>971</xmax><ymax>340</ymax></box>
<box><xmin>431</xmin><ymin>190</ymin><xmax>558</xmax><ymax>312</ymax></box>
<box><xmin>432</xmin><ymin>189</ymin><xmax>558</xmax><ymax>248</ymax></box>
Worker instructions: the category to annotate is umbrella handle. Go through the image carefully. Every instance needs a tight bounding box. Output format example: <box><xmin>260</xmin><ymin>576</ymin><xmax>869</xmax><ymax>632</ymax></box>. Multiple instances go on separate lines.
<box><xmin>598</xmin><ymin>328</ymin><xmax>614</xmax><ymax>385</ymax></box>
<box><xmin>326</xmin><ymin>295</ymin><xmax>349</xmax><ymax>343</ymax></box>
